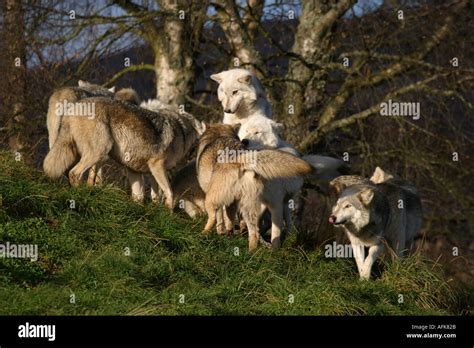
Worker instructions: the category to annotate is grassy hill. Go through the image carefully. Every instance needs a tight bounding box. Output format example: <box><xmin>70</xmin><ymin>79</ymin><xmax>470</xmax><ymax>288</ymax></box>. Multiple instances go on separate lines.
<box><xmin>0</xmin><ymin>151</ymin><xmax>466</xmax><ymax>315</ymax></box>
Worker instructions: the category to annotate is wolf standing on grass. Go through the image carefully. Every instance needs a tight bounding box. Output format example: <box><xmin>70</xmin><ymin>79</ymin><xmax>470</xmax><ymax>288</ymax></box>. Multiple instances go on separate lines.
<box><xmin>43</xmin><ymin>96</ymin><xmax>205</xmax><ymax>208</ymax></box>
<box><xmin>196</xmin><ymin>124</ymin><xmax>313</xmax><ymax>251</ymax></box>
<box><xmin>329</xmin><ymin>168</ymin><xmax>423</xmax><ymax>280</ymax></box>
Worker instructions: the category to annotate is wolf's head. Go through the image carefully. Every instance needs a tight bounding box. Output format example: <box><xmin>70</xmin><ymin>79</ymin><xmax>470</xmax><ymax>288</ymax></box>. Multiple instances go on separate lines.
<box><xmin>237</xmin><ymin>116</ymin><xmax>284</xmax><ymax>150</ymax></box>
<box><xmin>329</xmin><ymin>185</ymin><xmax>375</xmax><ymax>229</ymax></box>
<box><xmin>210</xmin><ymin>69</ymin><xmax>265</xmax><ymax>114</ymax></box>
<box><xmin>200</xmin><ymin>123</ymin><xmax>240</xmax><ymax>142</ymax></box>
<box><xmin>115</xmin><ymin>87</ymin><xmax>141</xmax><ymax>105</ymax></box>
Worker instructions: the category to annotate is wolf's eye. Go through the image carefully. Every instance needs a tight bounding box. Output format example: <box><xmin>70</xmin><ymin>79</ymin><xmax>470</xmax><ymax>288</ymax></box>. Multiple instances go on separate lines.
<box><xmin>232</xmin><ymin>90</ymin><xmax>239</xmax><ymax>95</ymax></box>
<box><xmin>344</xmin><ymin>204</ymin><xmax>351</xmax><ymax>209</ymax></box>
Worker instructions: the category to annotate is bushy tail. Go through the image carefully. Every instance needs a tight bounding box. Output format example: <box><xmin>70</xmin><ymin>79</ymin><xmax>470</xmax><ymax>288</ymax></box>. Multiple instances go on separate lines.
<box><xmin>46</xmin><ymin>96</ymin><xmax>61</xmax><ymax>149</ymax></box>
<box><xmin>302</xmin><ymin>155</ymin><xmax>344</xmax><ymax>173</ymax></box>
<box><xmin>242</xmin><ymin>150</ymin><xmax>312</xmax><ymax>179</ymax></box>
<box><xmin>43</xmin><ymin>129</ymin><xmax>77</xmax><ymax>180</ymax></box>
<box><xmin>302</xmin><ymin>155</ymin><xmax>347</xmax><ymax>181</ymax></box>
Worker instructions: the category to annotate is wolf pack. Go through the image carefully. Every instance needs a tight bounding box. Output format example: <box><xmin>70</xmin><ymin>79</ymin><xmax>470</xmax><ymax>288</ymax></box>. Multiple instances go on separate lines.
<box><xmin>43</xmin><ymin>68</ymin><xmax>423</xmax><ymax>280</ymax></box>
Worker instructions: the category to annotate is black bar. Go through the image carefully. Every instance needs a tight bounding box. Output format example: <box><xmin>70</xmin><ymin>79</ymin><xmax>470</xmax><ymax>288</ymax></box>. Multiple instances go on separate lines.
<box><xmin>0</xmin><ymin>316</ymin><xmax>471</xmax><ymax>346</ymax></box>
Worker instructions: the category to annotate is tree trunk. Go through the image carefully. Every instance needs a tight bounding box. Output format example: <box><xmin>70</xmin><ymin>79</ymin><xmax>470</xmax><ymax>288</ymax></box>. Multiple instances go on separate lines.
<box><xmin>215</xmin><ymin>0</ymin><xmax>265</xmax><ymax>78</ymax></box>
<box><xmin>282</xmin><ymin>0</ymin><xmax>355</xmax><ymax>145</ymax></box>
<box><xmin>1</xmin><ymin>0</ymin><xmax>28</xmax><ymax>151</ymax></box>
<box><xmin>154</xmin><ymin>0</ymin><xmax>206</xmax><ymax>106</ymax></box>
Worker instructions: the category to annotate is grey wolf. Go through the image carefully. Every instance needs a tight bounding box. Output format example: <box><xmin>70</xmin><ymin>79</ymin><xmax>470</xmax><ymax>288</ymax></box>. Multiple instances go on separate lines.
<box><xmin>172</xmin><ymin>160</ymin><xmax>205</xmax><ymax>218</ymax></box>
<box><xmin>210</xmin><ymin>69</ymin><xmax>272</xmax><ymax>125</ymax></box>
<box><xmin>196</xmin><ymin>123</ymin><xmax>312</xmax><ymax>251</ymax></box>
<box><xmin>46</xmin><ymin>81</ymin><xmax>141</xmax><ymax>186</ymax></box>
<box><xmin>43</xmin><ymin>97</ymin><xmax>205</xmax><ymax>207</ymax></box>
<box><xmin>140</xmin><ymin>98</ymin><xmax>201</xmax><ymax>204</ymax></box>
<box><xmin>87</xmin><ymin>88</ymin><xmax>142</xmax><ymax>186</ymax></box>
<box><xmin>328</xmin><ymin>169</ymin><xmax>423</xmax><ymax>279</ymax></box>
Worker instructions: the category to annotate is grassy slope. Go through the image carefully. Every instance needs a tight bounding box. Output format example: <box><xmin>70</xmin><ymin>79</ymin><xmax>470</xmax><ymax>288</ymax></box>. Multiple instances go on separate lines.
<box><xmin>0</xmin><ymin>151</ymin><xmax>462</xmax><ymax>315</ymax></box>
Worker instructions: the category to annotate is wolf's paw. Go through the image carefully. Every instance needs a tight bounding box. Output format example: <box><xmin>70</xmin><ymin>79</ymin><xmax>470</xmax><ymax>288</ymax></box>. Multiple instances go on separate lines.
<box><xmin>216</xmin><ymin>223</ymin><xmax>226</xmax><ymax>235</ymax></box>
<box><xmin>259</xmin><ymin>236</ymin><xmax>271</xmax><ymax>249</ymax></box>
<box><xmin>68</xmin><ymin>174</ymin><xmax>81</xmax><ymax>187</ymax></box>
<box><xmin>164</xmin><ymin>198</ymin><xmax>174</xmax><ymax>210</ymax></box>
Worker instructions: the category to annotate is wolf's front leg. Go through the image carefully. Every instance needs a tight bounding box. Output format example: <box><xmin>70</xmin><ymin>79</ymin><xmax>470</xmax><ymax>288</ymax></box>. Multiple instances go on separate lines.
<box><xmin>360</xmin><ymin>243</ymin><xmax>384</xmax><ymax>280</ymax></box>
<box><xmin>347</xmin><ymin>233</ymin><xmax>366</xmax><ymax>278</ymax></box>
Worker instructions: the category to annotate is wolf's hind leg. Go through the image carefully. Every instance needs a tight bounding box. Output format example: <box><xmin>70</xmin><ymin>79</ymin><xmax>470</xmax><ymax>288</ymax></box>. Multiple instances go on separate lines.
<box><xmin>69</xmin><ymin>123</ymin><xmax>112</xmax><ymax>186</ymax></box>
<box><xmin>69</xmin><ymin>155</ymin><xmax>108</xmax><ymax>187</ymax></box>
<box><xmin>284</xmin><ymin>201</ymin><xmax>293</xmax><ymax>234</ymax></box>
<box><xmin>241</xmin><ymin>209</ymin><xmax>260</xmax><ymax>251</ymax></box>
<box><xmin>150</xmin><ymin>177</ymin><xmax>161</xmax><ymax>204</ymax></box>
<box><xmin>203</xmin><ymin>199</ymin><xmax>218</xmax><ymax>235</ymax></box>
<box><xmin>148</xmin><ymin>158</ymin><xmax>173</xmax><ymax>209</ymax></box>
<box><xmin>268</xmin><ymin>202</ymin><xmax>284</xmax><ymax>251</ymax></box>
<box><xmin>127</xmin><ymin>169</ymin><xmax>145</xmax><ymax>203</ymax></box>
<box><xmin>223</xmin><ymin>203</ymin><xmax>238</xmax><ymax>235</ymax></box>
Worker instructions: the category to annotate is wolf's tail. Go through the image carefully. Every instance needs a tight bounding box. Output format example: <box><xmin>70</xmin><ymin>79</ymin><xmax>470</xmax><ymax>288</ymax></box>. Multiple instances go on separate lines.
<box><xmin>242</xmin><ymin>150</ymin><xmax>312</xmax><ymax>179</ymax></box>
<box><xmin>43</xmin><ymin>128</ymin><xmax>77</xmax><ymax>179</ymax></box>
<box><xmin>46</xmin><ymin>95</ymin><xmax>61</xmax><ymax>149</ymax></box>
<box><xmin>302</xmin><ymin>155</ymin><xmax>347</xmax><ymax>180</ymax></box>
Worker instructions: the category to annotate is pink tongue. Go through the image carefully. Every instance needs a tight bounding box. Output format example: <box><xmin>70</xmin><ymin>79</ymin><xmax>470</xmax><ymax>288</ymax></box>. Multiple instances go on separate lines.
<box><xmin>328</xmin><ymin>216</ymin><xmax>334</xmax><ymax>224</ymax></box>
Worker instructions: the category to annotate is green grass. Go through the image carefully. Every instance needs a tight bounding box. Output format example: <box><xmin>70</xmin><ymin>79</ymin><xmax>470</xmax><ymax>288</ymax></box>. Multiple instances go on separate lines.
<box><xmin>0</xmin><ymin>151</ymin><xmax>464</xmax><ymax>315</ymax></box>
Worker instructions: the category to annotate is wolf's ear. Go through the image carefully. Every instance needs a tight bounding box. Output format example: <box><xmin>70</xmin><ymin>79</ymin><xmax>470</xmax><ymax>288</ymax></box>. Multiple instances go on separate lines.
<box><xmin>78</xmin><ymin>80</ymin><xmax>86</xmax><ymax>87</ymax></box>
<box><xmin>108</xmin><ymin>86</ymin><xmax>116</xmax><ymax>93</ymax></box>
<box><xmin>237</xmin><ymin>74</ymin><xmax>252</xmax><ymax>85</ymax></box>
<box><xmin>201</xmin><ymin>121</ymin><xmax>207</xmax><ymax>133</ymax></box>
<box><xmin>272</xmin><ymin>122</ymin><xmax>285</xmax><ymax>134</ymax></box>
<box><xmin>232</xmin><ymin>123</ymin><xmax>242</xmax><ymax>133</ymax></box>
<box><xmin>358</xmin><ymin>187</ymin><xmax>374</xmax><ymax>205</ymax></box>
<box><xmin>370</xmin><ymin>166</ymin><xmax>393</xmax><ymax>184</ymax></box>
<box><xmin>329</xmin><ymin>180</ymin><xmax>343</xmax><ymax>195</ymax></box>
<box><xmin>210</xmin><ymin>73</ymin><xmax>223</xmax><ymax>83</ymax></box>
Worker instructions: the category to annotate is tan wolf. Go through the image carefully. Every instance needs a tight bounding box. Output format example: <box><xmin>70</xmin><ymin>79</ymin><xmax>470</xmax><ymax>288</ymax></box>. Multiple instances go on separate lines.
<box><xmin>196</xmin><ymin>124</ymin><xmax>312</xmax><ymax>251</ymax></box>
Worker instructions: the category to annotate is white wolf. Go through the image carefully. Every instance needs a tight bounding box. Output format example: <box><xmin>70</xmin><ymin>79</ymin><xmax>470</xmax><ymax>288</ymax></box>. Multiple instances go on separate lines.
<box><xmin>238</xmin><ymin>115</ymin><xmax>345</xmax><ymax>179</ymax></box>
<box><xmin>237</xmin><ymin>115</ymin><xmax>346</xmax><ymax>243</ymax></box>
<box><xmin>210</xmin><ymin>68</ymin><xmax>272</xmax><ymax>125</ymax></box>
